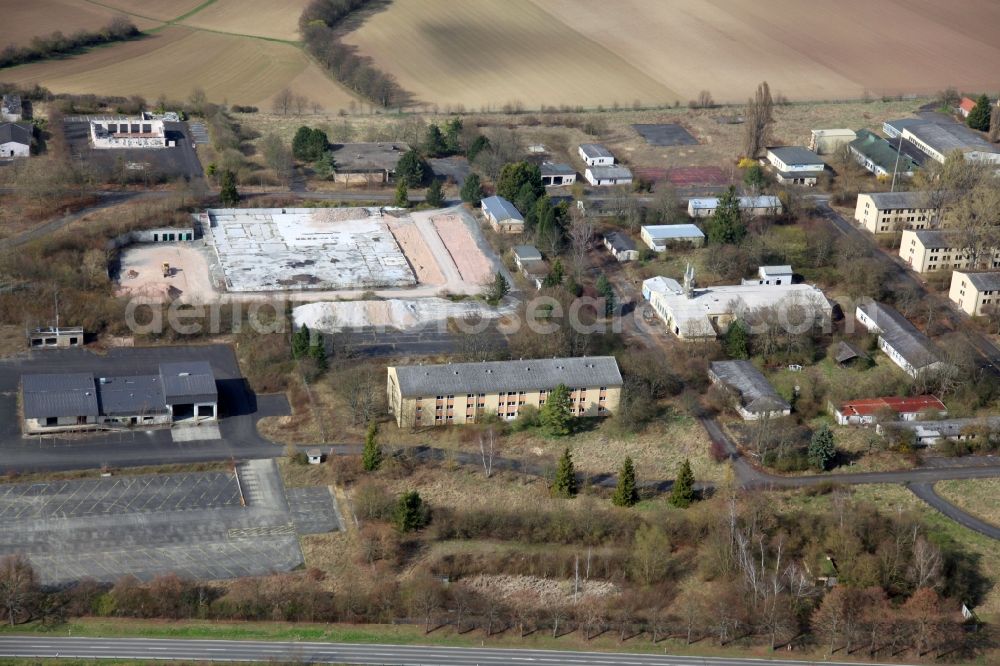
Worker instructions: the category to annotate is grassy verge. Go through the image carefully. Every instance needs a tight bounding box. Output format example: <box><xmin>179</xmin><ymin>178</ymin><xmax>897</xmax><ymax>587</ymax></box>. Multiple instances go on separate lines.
<box><xmin>2</xmin><ymin>461</ymin><xmax>230</xmax><ymax>484</ymax></box>
<box><xmin>936</xmin><ymin>478</ymin><xmax>1000</xmax><ymax>528</ymax></box>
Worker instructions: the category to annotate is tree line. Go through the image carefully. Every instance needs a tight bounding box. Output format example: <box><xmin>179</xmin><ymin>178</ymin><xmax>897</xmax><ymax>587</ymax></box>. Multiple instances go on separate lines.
<box><xmin>299</xmin><ymin>0</ymin><xmax>408</xmax><ymax>107</ymax></box>
<box><xmin>0</xmin><ymin>17</ymin><xmax>139</xmax><ymax>70</ymax></box>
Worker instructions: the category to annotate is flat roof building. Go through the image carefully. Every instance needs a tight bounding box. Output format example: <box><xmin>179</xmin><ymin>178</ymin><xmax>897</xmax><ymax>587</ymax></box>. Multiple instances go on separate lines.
<box><xmin>640</xmin><ymin>224</ymin><xmax>705</xmax><ymax>251</ymax></box>
<box><xmin>387</xmin><ymin>357</ymin><xmax>623</xmax><ymax>427</ymax></box>
<box><xmin>886</xmin><ymin>118</ymin><xmax>1000</xmax><ymax>165</ymax></box>
<box><xmin>687</xmin><ymin>195</ymin><xmax>782</xmax><ymax>219</ymax></box>
<box><xmin>809</xmin><ymin>129</ymin><xmax>857</xmax><ymax>155</ymax></box>
<box><xmin>329</xmin><ymin>142</ymin><xmax>409</xmax><ymax>184</ymax></box>
<box><xmin>644</xmin><ymin>265</ymin><xmax>830</xmax><ymax>339</ymax></box>
<box><xmin>709</xmin><ymin>360</ymin><xmax>791</xmax><ymax>421</ymax></box>
<box><xmin>949</xmin><ymin>270</ymin><xmax>1000</xmax><ymax>316</ymax></box>
<box><xmin>27</xmin><ymin>326</ymin><xmax>84</xmax><ymax>349</ymax></box>
<box><xmin>878</xmin><ymin>416</ymin><xmax>1000</xmax><ymax>447</ymax></box>
<box><xmin>855</xmin><ymin>191</ymin><xmax>936</xmax><ymax>234</ymax></box>
<box><xmin>21</xmin><ymin>362</ymin><xmax>218</xmax><ymax>434</ymax></box>
<box><xmin>89</xmin><ymin>113</ymin><xmax>169</xmax><ymax>149</ymax></box>
<box><xmin>855</xmin><ymin>301</ymin><xmax>945</xmax><ymax>378</ymax></box>
<box><xmin>481</xmin><ymin>195</ymin><xmax>524</xmax><ymax>234</ymax></box>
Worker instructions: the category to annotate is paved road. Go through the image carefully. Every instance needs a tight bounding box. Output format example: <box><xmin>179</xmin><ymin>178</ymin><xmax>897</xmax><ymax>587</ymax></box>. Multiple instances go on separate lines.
<box><xmin>0</xmin><ymin>636</ymin><xmax>920</xmax><ymax>666</ymax></box>
<box><xmin>908</xmin><ymin>482</ymin><xmax>1000</xmax><ymax>540</ymax></box>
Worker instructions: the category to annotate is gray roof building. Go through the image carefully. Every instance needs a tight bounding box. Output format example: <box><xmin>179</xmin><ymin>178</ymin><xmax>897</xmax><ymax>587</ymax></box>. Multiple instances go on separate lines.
<box><xmin>579</xmin><ymin>144</ymin><xmax>614</xmax><ymax>160</ymax></box>
<box><xmin>767</xmin><ymin>146</ymin><xmax>823</xmax><ymax>166</ymax></box>
<box><xmin>849</xmin><ymin>130</ymin><xmax>919</xmax><ymax>174</ymax></box>
<box><xmin>98</xmin><ymin>375</ymin><xmax>169</xmax><ymax>416</ymax></box>
<box><xmin>961</xmin><ymin>272</ymin><xmax>1000</xmax><ymax>292</ymax></box>
<box><xmin>833</xmin><ymin>340</ymin><xmax>870</xmax><ymax>365</ymax></box>
<box><xmin>0</xmin><ymin>122</ymin><xmax>31</xmax><ymax>146</ymax></box>
<box><xmin>880</xmin><ymin>416</ymin><xmax>1000</xmax><ymax>446</ymax></box>
<box><xmin>857</xmin><ymin>302</ymin><xmax>941</xmax><ymax>370</ymax></box>
<box><xmin>587</xmin><ymin>165</ymin><xmax>633</xmax><ymax>180</ymax></box>
<box><xmin>22</xmin><ymin>373</ymin><xmax>100</xmax><ymax>419</ymax></box>
<box><xmin>160</xmin><ymin>361</ymin><xmax>218</xmax><ymax>405</ymax></box>
<box><xmin>481</xmin><ymin>195</ymin><xmax>524</xmax><ymax>223</ymax></box>
<box><xmin>604</xmin><ymin>231</ymin><xmax>637</xmax><ymax>253</ymax></box>
<box><xmin>911</xmin><ymin>229</ymin><xmax>952</xmax><ymax>250</ymax></box>
<box><xmin>865</xmin><ymin>191</ymin><xmax>933</xmax><ymax>210</ymax></box>
<box><xmin>393</xmin><ymin>357</ymin><xmax>622</xmax><ymax>397</ymax></box>
<box><xmin>709</xmin><ymin>360</ymin><xmax>791</xmax><ymax>415</ymax></box>
<box><xmin>512</xmin><ymin>245</ymin><xmax>542</xmax><ymax>263</ymax></box>
<box><xmin>540</xmin><ymin>162</ymin><xmax>576</xmax><ymax>177</ymax></box>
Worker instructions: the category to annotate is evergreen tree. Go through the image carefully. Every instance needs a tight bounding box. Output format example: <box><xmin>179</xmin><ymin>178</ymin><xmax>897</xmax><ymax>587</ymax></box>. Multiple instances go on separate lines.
<box><xmin>485</xmin><ymin>271</ymin><xmax>509</xmax><ymax>305</ymax></box>
<box><xmin>394</xmin><ymin>490</ymin><xmax>428</xmax><ymax>532</ymax></box>
<box><xmin>309</xmin><ymin>332</ymin><xmax>328</xmax><ymax>371</ymax></box>
<box><xmin>291</xmin><ymin>324</ymin><xmax>310</xmax><ymax>359</ymax></box>
<box><xmin>669</xmin><ymin>459</ymin><xmax>695</xmax><ymax>508</ymax></box>
<box><xmin>706</xmin><ymin>186</ymin><xmax>745</xmax><ymax>245</ymax></box>
<box><xmin>540</xmin><ymin>383</ymin><xmax>572</xmax><ymax>436</ymax></box>
<box><xmin>542</xmin><ymin>259</ymin><xmax>564</xmax><ymax>288</ymax></box>
<box><xmin>967</xmin><ymin>94</ymin><xmax>992</xmax><ymax>132</ymax></box>
<box><xmin>394</xmin><ymin>179</ymin><xmax>410</xmax><ymax>208</ymax></box>
<box><xmin>808</xmin><ymin>424</ymin><xmax>836</xmax><ymax>471</ymax></box>
<box><xmin>497</xmin><ymin>161</ymin><xmax>543</xmax><ymax>201</ymax></box>
<box><xmin>723</xmin><ymin>319</ymin><xmax>750</xmax><ymax>359</ymax></box>
<box><xmin>444</xmin><ymin>118</ymin><xmax>463</xmax><ymax>154</ymax></box>
<box><xmin>362</xmin><ymin>421</ymin><xmax>382</xmax><ymax>471</ymax></box>
<box><xmin>611</xmin><ymin>456</ymin><xmax>639</xmax><ymax>507</ymax></box>
<box><xmin>292</xmin><ymin>126</ymin><xmax>329</xmax><ymax>161</ymax></box>
<box><xmin>396</xmin><ymin>149</ymin><xmax>427</xmax><ymax>187</ymax></box>
<box><xmin>460</xmin><ymin>173</ymin><xmax>483</xmax><ymax>204</ymax></box>
<box><xmin>313</xmin><ymin>151</ymin><xmax>336</xmax><ymax>180</ymax></box>
<box><xmin>743</xmin><ymin>163</ymin><xmax>767</xmax><ymax>194</ymax></box>
<box><xmin>426</xmin><ymin>178</ymin><xmax>444</xmax><ymax>207</ymax></box>
<box><xmin>596</xmin><ymin>274</ymin><xmax>615</xmax><ymax>316</ymax></box>
<box><xmin>423</xmin><ymin>124</ymin><xmax>447</xmax><ymax>156</ymax></box>
<box><xmin>552</xmin><ymin>446</ymin><xmax>577</xmax><ymax>498</ymax></box>
<box><xmin>466</xmin><ymin>135</ymin><xmax>490</xmax><ymax>161</ymax></box>
<box><xmin>219</xmin><ymin>170</ymin><xmax>240</xmax><ymax>206</ymax></box>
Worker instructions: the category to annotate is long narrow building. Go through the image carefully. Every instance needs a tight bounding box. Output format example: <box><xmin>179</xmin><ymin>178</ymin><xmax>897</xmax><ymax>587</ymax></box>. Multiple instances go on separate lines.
<box><xmin>387</xmin><ymin>357</ymin><xmax>622</xmax><ymax>427</ymax></box>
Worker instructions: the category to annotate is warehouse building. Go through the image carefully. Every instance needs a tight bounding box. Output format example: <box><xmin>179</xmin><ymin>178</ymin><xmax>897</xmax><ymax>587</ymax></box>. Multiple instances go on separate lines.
<box><xmin>855</xmin><ymin>302</ymin><xmax>945</xmax><ymax>378</ymax></box>
<box><xmin>709</xmin><ymin>360</ymin><xmax>791</xmax><ymax>421</ymax></box>
<box><xmin>687</xmin><ymin>195</ymin><xmax>782</xmax><ymax>218</ymax></box>
<box><xmin>640</xmin><ymin>224</ymin><xmax>705</xmax><ymax>251</ymax></box>
<box><xmin>21</xmin><ymin>361</ymin><xmax>218</xmax><ymax>433</ymax></box>
<box><xmin>387</xmin><ymin>357</ymin><xmax>622</xmax><ymax>427</ymax></box>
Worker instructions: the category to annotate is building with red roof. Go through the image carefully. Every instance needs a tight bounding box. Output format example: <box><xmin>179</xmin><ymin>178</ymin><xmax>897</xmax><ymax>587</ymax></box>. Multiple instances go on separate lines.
<box><xmin>958</xmin><ymin>97</ymin><xmax>977</xmax><ymax>118</ymax></box>
<box><xmin>833</xmin><ymin>395</ymin><xmax>946</xmax><ymax>426</ymax></box>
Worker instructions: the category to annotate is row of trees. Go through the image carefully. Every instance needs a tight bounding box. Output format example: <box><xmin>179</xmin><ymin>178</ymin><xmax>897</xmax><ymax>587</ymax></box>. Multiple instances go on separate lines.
<box><xmin>0</xmin><ymin>17</ymin><xmax>139</xmax><ymax>69</ymax></box>
<box><xmin>300</xmin><ymin>0</ymin><xmax>407</xmax><ymax>107</ymax></box>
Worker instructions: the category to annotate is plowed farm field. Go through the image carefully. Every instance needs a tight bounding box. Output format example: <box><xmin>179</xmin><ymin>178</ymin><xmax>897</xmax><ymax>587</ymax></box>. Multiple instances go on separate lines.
<box><xmin>345</xmin><ymin>0</ymin><xmax>1000</xmax><ymax>107</ymax></box>
<box><xmin>179</xmin><ymin>0</ymin><xmax>312</xmax><ymax>42</ymax></box>
<box><xmin>0</xmin><ymin>0</ymin><xmax>159</xmax><ymax>47</ymax></box>
<box><xmin>0</xmin><ymin>26</ymin><xmax>357</xmax><ymax>111</ymax></box>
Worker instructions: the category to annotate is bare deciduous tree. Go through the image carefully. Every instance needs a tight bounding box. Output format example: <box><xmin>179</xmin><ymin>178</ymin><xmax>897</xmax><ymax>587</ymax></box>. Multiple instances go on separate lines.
<box><xmin>989</xmin><ymin>105</ymin><xmax>1000</xmax><ymax>143</ymax></box>
<box><xmin>0</xmin><ymin>554</ymin><xmax>38</xmax><ymax>626</ymax></box>
<box><xmin>742</xmin><ymin>81</ymin><xmax>774</xmax><ymax>159</ymax></box>
<box><xmin>272</xmin><ymin>88</ymin><xmax>293</xmax><ymax>115</ymax></box>
<box><xmin>478</xmin><ymin>426</ymin><xmax>497</xmax><ymax>478</ymax></box>
<box><xmin>567</xmin><ymin>216</ymin><xmax>595</xmax><ymax>279</ymax></box>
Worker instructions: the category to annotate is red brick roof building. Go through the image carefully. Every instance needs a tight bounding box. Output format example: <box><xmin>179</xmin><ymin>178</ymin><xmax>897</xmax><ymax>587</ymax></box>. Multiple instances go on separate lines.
<box><xmin>834</xmin><ymin>395</ymin><xmax>946</xmax><ymax>425</ymax></box>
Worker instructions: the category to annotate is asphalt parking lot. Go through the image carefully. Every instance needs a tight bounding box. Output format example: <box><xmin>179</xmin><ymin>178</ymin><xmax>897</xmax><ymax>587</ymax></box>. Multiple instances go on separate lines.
<box><xmin>0</xmin><ymin>460</ymin><xmax>338</xmax><ymax>584</ymax></box>
<box><xmin>63</xmin><ymin>119</ymin><xmax>203</xmax><ymax>183</ymax></box>
<box><xmin>632</xmin><ymin>123</ymin><xmax>699</xmax><ymax>146</ymax></box>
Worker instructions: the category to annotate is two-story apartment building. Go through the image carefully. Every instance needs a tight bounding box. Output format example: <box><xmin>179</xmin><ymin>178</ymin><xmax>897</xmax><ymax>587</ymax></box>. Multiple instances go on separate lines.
<box><xmin>387</xmin><ymin>357</ymin><xmax>623</xmax><ymax>428</ymax></box>
<box><xmin>949</xmin><ymin>270</ymin><xmax>1000</xmax><ymax>316</ymax></box>
<box><xmin>900</xmin><ymin>229</ymin><xmax>1000</xmax><ymax>274</ymax></box>
<box><xmin>855</xmin><ymin>192</ymin><xmax>936</xmax><ymax>234</ymax></box>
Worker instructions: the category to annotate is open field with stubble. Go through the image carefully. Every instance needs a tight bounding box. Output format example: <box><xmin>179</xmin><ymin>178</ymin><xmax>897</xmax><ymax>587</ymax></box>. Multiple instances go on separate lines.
<box><xmin>178</xmin><ymin>0</ymin><xmax>312</xmax><ymax>42</ymax></box>
<box><xmin>346</xmin><ymin>0</ymin><xmax>1000</xmax><ymax>109</ymax></box>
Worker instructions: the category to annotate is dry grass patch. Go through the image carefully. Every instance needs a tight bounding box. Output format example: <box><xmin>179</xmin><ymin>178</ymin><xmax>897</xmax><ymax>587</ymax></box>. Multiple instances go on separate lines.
<box><xmin>936</xmin><ymin>478</ymin><xmax>1000</xmax><ymax>529</ymax></box>
<box><xmin>2</xmin><ymin>26</ymin><xmax>356</xmax><ymax>111</ymax></box>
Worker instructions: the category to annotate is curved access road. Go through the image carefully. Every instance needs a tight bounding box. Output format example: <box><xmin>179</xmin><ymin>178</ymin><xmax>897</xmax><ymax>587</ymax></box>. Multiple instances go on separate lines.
<box><xmin>0</xmin><ymin>636</ymin><xmax>920</xmax><ymax>666</ymax></box>
<box><xmin>907</xmin><ymin>482</ymin><xmax>1000</xmax><ymax>541</ymax></box>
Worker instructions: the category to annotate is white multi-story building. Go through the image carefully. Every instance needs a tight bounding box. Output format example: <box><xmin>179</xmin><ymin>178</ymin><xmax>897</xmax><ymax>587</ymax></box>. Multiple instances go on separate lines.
<box><xmin>90</xmin><ymin>113</ymin><xmax>170</xmax><ymax>149</ymax></box>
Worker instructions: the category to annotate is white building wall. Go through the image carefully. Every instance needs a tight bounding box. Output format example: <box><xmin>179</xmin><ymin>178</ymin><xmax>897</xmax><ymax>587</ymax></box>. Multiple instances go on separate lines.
<box><xmin>0</xmin><ymin>140</ymin><xmax>28</xmax><ymax>157</ymax></box>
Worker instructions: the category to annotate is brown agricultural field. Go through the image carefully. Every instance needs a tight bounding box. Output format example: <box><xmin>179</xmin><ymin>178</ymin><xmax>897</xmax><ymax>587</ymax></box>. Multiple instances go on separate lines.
<box><xmin>346</xmin><ymin>0</ymin><xmax>1000</xmax><ymax>108</ymax></box>
<box><xmin>95</xmin><ymin>0</ymin><xmax>207</xmax><ymax>22</ymax></box>
<box><xmin>342</xmin><ymin>0</ymin><xmax>679</xmax><ymax>110</ymax></box>
<box><xmin>0</xmin><ymin>26</ymin><xmax>358</xmax><ymax>110</ymax></box>
<box><xmin>0</xmin><ymin>0</ymin><xmax>158</xmax><ymax>47</ymax></box>
<box><xmin>178</xmin><ymin>0</ymin><xmax>311</xmax><ymax>42</ymax></box>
